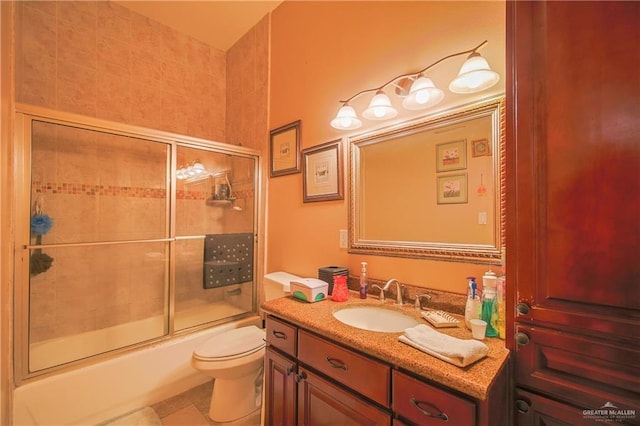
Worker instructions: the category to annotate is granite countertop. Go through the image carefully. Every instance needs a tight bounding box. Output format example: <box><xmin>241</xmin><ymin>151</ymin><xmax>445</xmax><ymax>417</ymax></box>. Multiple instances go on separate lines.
<box><xmin>261</xmin><ymin>292</ymin><xmax>510</xmax><ymax>401</ymax></box>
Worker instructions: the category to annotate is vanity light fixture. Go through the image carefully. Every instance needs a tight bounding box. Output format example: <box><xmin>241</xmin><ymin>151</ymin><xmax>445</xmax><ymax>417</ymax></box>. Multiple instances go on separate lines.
<box><xmin>330</xmin><ymin>40</ymin><xmax>499</xmax><ymax>131</ymax></box>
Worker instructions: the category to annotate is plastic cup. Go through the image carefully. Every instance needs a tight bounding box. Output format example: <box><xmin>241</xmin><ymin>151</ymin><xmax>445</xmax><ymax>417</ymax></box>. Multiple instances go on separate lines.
<box><xmin>470</xmin><ymin>319</ymin><xmax>487</xmax><ymax>340</ymax></box>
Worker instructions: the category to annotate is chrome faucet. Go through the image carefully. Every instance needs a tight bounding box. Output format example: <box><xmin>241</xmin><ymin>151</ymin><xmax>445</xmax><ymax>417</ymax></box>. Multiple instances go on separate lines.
<box><xmin>382</xmin><ymin>278</ymin><xmax>404</xmax><ymax>305</ymax></box>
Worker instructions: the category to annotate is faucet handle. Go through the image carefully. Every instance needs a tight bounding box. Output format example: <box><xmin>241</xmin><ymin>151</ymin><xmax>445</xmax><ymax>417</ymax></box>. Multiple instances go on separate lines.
<box><xmin>371</xmin><ymin>284</ymin><xmax>385</xmax><ymax>302</ymax></box>
<box><xmin>414</xmin><ymin>294</ymin><xmax>432</xmax><ymax>310</ymax></box>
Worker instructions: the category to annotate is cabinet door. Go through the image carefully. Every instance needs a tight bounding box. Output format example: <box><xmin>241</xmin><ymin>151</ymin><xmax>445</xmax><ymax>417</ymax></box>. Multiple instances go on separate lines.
<box><xmin>506</xmin><ymin>1</ymin><xmax>640</xmax><ymax>341</ymax></box>
<box><xmin>264</xmin><ymin>348</ymin><xmax>297</xmax><ymax>426</ymax></box>
<box><xmin>297</xmin><ymin>367</ymin><xmax>391</xmax><ymax>426</ymax></box>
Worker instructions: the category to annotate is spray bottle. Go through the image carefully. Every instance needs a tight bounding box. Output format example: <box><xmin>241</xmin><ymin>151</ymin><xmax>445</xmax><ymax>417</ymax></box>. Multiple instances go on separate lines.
<box><xmin>359</xmin><ymin>262</ymin><xmax>368</xmax><ymax>299</ymax></box>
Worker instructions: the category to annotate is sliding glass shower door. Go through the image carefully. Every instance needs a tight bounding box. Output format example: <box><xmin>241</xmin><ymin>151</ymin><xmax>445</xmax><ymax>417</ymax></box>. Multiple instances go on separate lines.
<box><xmin>174</xmin><ymin>146</ymin><xmax>257</xmax><ymax>331</ymax></box>
<box><xmin>16</xmin><ymin>110</ymin><xmax>259</xmax><ymax>381</ymax></box>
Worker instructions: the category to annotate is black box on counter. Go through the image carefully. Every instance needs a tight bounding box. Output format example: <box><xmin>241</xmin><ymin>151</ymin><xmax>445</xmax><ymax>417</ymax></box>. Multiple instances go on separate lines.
<box><xmin>318</xmin><ymin>266</ymin><xmax>349</xmax><ymax>295</ymax></box>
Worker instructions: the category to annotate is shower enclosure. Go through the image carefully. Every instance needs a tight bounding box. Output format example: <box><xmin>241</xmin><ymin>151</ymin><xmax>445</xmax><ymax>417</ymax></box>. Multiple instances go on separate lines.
<box><xmin>14</xmin><ymin>105</ymin><xmax>261</xmax><ymax>382</ymax></box>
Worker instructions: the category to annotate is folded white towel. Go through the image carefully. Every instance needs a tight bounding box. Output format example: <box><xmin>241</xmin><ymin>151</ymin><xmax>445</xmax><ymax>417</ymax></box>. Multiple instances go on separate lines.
<box><xmin>400</xmin><ymin>324</ymin><xmax>488</xmax><ymax>367</ymax></box>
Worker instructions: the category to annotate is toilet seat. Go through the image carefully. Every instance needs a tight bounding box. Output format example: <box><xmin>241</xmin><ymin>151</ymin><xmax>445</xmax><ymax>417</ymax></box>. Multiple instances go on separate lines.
<box><xmin>193</xmin><ymin>326</ymin><xmax>266</xmax><ymax>361</ymax></box>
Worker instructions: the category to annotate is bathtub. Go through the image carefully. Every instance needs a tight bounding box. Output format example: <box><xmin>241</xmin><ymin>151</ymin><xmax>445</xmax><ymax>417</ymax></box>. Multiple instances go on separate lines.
<box><xmin>13</xmin><ymin>313</ymin><xmax>262</xmax><ymax>425</ymax></box>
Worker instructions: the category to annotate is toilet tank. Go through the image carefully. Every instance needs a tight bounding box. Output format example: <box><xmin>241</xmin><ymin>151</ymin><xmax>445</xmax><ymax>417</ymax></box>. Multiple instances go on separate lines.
<box><xmin>263</xmin><ymin>272</ymin><xmax>301</xmax><ymax>302</ymax></box>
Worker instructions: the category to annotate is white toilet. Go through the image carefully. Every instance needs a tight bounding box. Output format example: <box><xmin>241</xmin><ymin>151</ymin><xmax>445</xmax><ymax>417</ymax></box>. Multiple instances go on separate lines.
<box><xmin>191</xmin><ymin>272</ymin><xmax>300</xmax><ymax>423</ymax></box>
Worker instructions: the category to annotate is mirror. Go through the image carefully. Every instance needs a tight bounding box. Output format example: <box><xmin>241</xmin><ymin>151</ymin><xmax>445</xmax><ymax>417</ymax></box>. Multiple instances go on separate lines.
<box><xmin>349</xmin><ymin>97</ymin><xmax>504</xmax><ymax>264</ymax></box>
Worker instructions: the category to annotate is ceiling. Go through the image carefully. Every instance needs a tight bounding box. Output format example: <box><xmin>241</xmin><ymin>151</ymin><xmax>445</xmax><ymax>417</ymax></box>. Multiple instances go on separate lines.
<box><xmin>116</xmin><ymin>1</ymin><xmax>284</xmax><ymax>52</ymax></box>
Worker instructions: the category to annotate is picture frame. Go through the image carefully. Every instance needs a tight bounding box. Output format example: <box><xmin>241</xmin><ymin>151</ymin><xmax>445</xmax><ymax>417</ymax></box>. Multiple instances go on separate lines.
<box><xmin>437</xmin><ymin>173</ymin><xmax>468</xmax><ymax>204</ymax></box>
<box><xmin>436</xmin><ymin>139</ymin><xmax>467</xmax><ymax>172</ymax></box>
<box><xmin>471</xmin><ymin>138</ymin><xmax>491</xmax><ymax>157</ymax></box>
<box><xmin>270</xmin><ymin>120</ymin><xmax>301</xmax><ymax>177</ymax></box>
<box><xmin>302</xmin><ymin>139</ymin><xmax>343</xmax><ymax>203</ymax></box>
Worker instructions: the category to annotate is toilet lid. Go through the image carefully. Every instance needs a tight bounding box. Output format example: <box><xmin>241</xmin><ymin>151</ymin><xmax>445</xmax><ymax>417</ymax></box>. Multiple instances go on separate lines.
<box><xmin>194</xmin><ymin>326</ymin><xmax>265</xmax><ymax>359</ymax></box>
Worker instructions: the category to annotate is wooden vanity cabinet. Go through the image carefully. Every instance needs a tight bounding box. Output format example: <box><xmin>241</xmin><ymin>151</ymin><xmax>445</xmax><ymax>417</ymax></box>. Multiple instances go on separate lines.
<box><xmin>264</xmin><ymin>315</ymin><xmax>391</xmax><ymax>425</ymax></box>
<box><xmin>264</xmin><ymin>314</ymin><xmax>506</xmax><ymax>426</ymax></box>
<box><xmin>507</xmin><ymin>2</ymin><xmax>640</xmax><ymax>424</ymax></box>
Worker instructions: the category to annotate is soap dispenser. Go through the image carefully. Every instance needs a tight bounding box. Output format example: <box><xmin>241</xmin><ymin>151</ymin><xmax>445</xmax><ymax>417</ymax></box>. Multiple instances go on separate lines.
<box><xmin>359</xmin><ymin>262</ymin><xmax>368</xmax><ymax>299</ymax></box>
<box><xmin>481</xmin><ymin>270</ymin><xmax>499</xmax><ymax>337</ymax></box>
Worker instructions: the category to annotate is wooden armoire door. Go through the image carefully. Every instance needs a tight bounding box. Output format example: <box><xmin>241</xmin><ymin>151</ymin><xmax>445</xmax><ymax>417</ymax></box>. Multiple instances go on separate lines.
<box><xmin>506</xmin><ymin>1</ymin><xmax>640</xmax><ymax>423</ymax></box>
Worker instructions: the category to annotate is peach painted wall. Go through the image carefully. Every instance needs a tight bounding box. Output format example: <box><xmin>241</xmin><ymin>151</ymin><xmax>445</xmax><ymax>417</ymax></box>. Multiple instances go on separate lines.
<box><xmin>267</xmin><ymin>1</ymin><xmax>505</xmax><ymax>294</ymax></box>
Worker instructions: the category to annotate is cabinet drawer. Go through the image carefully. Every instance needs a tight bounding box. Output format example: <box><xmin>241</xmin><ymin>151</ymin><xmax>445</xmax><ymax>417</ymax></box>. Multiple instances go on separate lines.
<box><xmin>265</xmin><ymin>315</ymin><xmax>297</xmax><ymax>357</ymax></box>
<box><xmin>393</xmin><ymin>370</ymin><xmax>475</xmax><ymax>426</ymax></box>
<box><xmin>298</xmin><ymin>330</ymin><xmax>391</xmax><ymax>407</ymax></box>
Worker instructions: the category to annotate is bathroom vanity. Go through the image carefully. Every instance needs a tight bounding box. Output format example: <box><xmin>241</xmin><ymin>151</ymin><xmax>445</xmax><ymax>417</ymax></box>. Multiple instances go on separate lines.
<box><xmin>261</xmin><ymin>295</ymin><xmax>509</xmax><ymax>425</ymax></box>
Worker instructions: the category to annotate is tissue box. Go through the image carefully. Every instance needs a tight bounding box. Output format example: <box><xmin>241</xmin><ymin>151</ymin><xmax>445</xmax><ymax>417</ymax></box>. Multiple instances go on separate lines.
<box><xmin>290</xmin><ymin>278</ymin><xmax>328</xmax><ymax>303</ymax></box>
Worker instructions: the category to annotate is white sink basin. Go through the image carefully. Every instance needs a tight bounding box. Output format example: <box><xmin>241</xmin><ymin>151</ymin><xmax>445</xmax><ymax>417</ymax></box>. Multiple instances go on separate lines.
<box><xmin>332</xmin><ymin>306</ymin><xmax>420</xmax><ymax>332</ymax></box>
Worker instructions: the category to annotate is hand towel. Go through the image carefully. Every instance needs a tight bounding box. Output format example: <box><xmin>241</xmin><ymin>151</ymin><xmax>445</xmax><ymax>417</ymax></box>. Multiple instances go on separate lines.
<box><xmin>399</xmin><ymin>324</ymin><xmax>488</xmax><ymax>367</ymax></box>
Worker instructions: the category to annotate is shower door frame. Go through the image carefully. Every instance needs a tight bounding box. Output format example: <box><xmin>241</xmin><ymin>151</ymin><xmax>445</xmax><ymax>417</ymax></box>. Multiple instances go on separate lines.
<box><xmin>13</xmin><ymin>103</ymin><xmax>263</xmax><ymax>384</ymax></box>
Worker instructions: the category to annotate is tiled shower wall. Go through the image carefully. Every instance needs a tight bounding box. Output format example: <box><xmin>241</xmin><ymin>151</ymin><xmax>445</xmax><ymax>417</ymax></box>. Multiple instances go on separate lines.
<box><xmin>16</xmin><ymin>0</ymin><xmax>270</xmax><ymax>343</ymax></box>
<box><xmin>15</xmin><ymin>0</ymin><xmax>227</xmax><ymax>140</ymax></box>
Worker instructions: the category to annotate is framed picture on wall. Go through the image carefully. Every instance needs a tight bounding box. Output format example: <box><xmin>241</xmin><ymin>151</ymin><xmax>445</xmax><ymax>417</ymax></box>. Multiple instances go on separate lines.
<box><xmin>302</xmin><ymin>139</ymin><xmax>343</xmax><ymax>203</ymax></box>
<box><xmin>471</xmin><ymin>138</ymin><xmax>491</xmax><ymax>157</ymax></box>
<box><xmin>437</xmin><ymin>173</ymin><xmax>468</xmax><ymax>204</ymax></box>
<box><xmin>270</xmin><ymin>120</ymin><xmax>301</xmax><ymax>177</ymax></box>
<box><xmin>436</xmin><ymin>139</ymin><xmax>467</xmax><ymax>172</ymax></box>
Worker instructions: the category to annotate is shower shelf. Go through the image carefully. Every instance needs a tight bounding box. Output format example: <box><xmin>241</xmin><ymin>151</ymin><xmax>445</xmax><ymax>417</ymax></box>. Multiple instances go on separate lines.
<box><xmin>206</xmin><ymin>198</ymin><xmax>236</xmax><ymax>207</ymax></box>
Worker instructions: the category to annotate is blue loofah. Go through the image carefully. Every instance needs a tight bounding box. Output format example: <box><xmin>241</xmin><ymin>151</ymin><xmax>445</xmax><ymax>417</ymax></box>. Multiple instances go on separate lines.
<box><xmin>31</xmin><ymin>214</ymin><xmax>53</xmax><ymax>236</ymax></box>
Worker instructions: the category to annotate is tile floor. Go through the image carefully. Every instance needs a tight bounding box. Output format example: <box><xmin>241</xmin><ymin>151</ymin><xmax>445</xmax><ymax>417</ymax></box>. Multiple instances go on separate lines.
<box><xmin>151</xmin><ymin>380</ymin><xmax>262</xmax><ymax>426</ymax></box>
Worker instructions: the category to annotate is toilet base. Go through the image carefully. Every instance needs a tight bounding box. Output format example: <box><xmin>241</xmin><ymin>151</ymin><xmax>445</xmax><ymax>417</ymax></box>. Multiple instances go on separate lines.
<box><xmin>209</xmin><ymin>369</ymin><xmax>263</xmax><ymax>422</ymax></box>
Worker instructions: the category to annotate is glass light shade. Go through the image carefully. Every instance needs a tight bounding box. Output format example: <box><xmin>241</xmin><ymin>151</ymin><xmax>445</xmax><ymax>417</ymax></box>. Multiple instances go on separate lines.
<box><xmin>449</xmin><ymin>52</ymin><xmax>500</xmax><ymax>94</ymax></box>
<box><xmin>362</xmin><ymin>91</ymin><xmax>398</xmax><ymax>121</ymax></box>
<box><xmin>330</xmin><ymin>105</ymin><xmax>363</xmax><ymax>130</ymax></box>
<box><xmin>402</xmin><ymin>76</ymin><xmax>444</xmax><ymax>110</ymax></box>
<box><xmin>192</xmin><ymin>162</ymin><xmax>206</xmax><ymax>173</ymax></box>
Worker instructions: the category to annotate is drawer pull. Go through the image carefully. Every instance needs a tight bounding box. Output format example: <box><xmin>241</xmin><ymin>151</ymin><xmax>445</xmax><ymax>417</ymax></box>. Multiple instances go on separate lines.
<box><xmin>325</xmin><ymin>356</ymin><xmax>348</xmax><ymax>370</ymax></box>
<box><xmin>295</xmin><ymin>371</ymin><xmax>307</xmax><ymax>383</ymax></box>
<box><xmin>410</xmin><ymin>397</ymin><xmax>448</xmax><ymax>421</ymax></box>
<box><xmin>271</xmin><ymin>330</ymin><xmax>288</xmax><ymax>340</ymax></box>
<box><xmin>515</xmin><ymin>399</ymin><xmax>530</xmax><ymax>414</ymax></box>
<box><xmin>515</xmin><ymin>332</ymin><xmax>530</xmax><ymax>346</ymax></box>
<box><xmin>285</xmin><ymin>366</ymin><xmax>294</xmax><ymax>376</ymax></box>
<box><xmin>516</xmin><ymin>302</ymin><xmax>530</xmax><ymax>315</ymax></box>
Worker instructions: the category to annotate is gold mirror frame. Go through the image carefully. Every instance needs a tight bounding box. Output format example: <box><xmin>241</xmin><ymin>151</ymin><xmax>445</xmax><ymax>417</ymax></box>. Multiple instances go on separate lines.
<box><xmin>348</xmin><ymin>97</ymin><xmax>505</xmax><ymax>265</ymax></box>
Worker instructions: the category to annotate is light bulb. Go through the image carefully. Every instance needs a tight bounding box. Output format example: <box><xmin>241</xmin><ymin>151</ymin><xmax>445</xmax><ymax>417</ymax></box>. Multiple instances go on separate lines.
<box><xmin>402</xmin><ymin>76</ymin><xmax>443</xmax><ymax>110</ymax></box>
<box><xmin>330</xmin><ymin>104</ymin><xmax>362</xmax><ymax>130</ymax></box>
<box><xmin>415</xmin><ymin>90</ymin><xmax>430</xmax><ymax>104</ymax></box>
<box><xmin>362</xmin><ymin>91</ymin><xmax>397</xmax><ymax>121</ymax></box>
